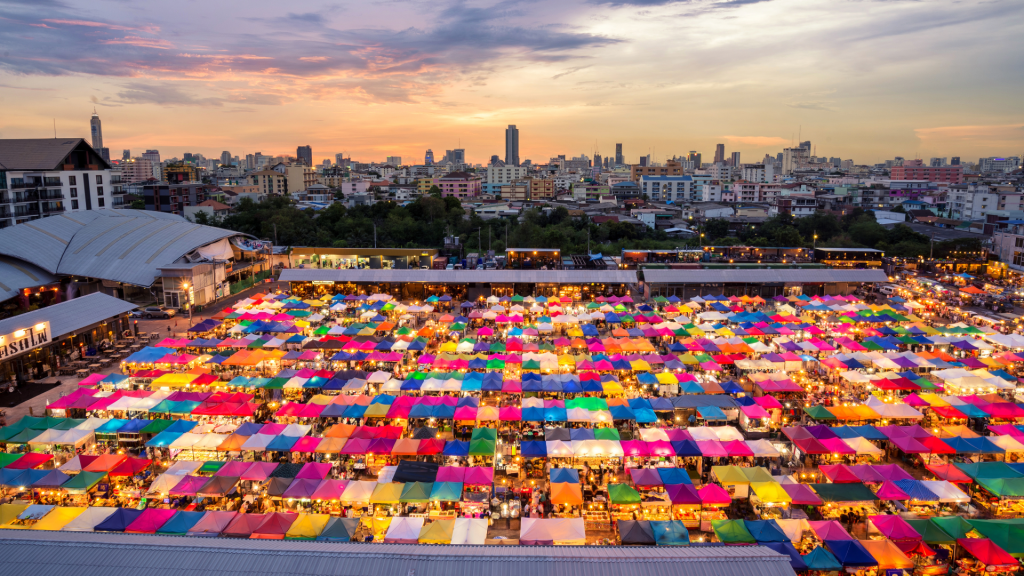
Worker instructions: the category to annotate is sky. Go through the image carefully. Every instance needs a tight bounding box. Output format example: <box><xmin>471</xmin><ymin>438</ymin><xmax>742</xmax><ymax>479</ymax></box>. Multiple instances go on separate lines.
<box><xmin>0</xmin><ymin>0</ymin><xmax>1022</xmax><ymax>166</ymax></box>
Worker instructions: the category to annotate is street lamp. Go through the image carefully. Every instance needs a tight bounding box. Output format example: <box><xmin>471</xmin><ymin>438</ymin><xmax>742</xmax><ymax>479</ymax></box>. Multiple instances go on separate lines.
<box><xmin>181</xmin><ymin>282</ymin><xmax>193</xmax><ymax>321</ymax></box>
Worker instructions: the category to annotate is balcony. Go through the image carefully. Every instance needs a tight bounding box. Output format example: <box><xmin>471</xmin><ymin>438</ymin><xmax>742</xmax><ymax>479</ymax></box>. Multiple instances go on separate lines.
<box><xmin>43</xmin><ymin>177</ymin><xmax>62</xmax><ymax>186</ymax></box>
<box><xmin>0</xmin><ymin>207</ymin><xmax>11</xmax><ymax>219</ymax></box>
<box><xmin>42</xmin><ymin>203</ymin><xmax>64</xmax><ymax>215</ymax></box>
<box><xmin>12</xmin><ymin>191</ymin><xmax>38</xmax><ymax>203</ymax></box>
<box><xmin>110</xmin><ymin>176</ymin><xmax>123</xmax><ymax>184</ymax></box>
<box><xmin>14</xmin><ymin>206</ymin><xmax>40</xmax><ymax>217</ymax></box>
<box><xmin>38</xmin><ymin>189</ymin><xmax>64</xmax><ymax>200</ymax></box>
<box><xmin>9</xmin><ymin>179</ymin><xmax>40</xmax><ymax>189</ymax></box>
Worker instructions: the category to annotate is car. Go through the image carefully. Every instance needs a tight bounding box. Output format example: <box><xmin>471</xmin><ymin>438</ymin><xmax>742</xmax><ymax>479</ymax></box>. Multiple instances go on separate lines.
<box><xmin>128</xmin><ymin>308</ymin><xmax>146</xmax><ymax>318</ymax></box>
<box><xmin>143</xmin><ymin>306</ymin><xmax>176</xmax><ymax>319</ymax></box>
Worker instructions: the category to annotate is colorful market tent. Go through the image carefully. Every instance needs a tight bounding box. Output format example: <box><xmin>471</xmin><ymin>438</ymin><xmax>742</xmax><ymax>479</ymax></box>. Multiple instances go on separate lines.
<box><xmin>519</xmin><ymin>518</ymin><xmax>586</xmax><ymax>545</ymax></box>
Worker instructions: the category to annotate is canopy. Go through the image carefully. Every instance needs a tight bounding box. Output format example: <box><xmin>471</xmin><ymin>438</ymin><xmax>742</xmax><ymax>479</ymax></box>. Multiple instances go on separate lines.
<box><xmin>520</xmin><ymin>518</ymin><xmax>586</xmax><ymax>545</ymax></box>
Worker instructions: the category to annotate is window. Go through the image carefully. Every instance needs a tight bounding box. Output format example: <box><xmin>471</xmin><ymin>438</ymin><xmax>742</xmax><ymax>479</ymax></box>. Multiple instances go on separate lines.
<box><xmin>97</xmin><ymin>198</ymin><xmax>104</xmax><ymax>207</ymax></box>
<box><xmin>97</xmin><ymin>186</ymin><xmax>103</xmax><ymax>196</ymax></box>
<box><xmin>96</xmin><ymin>175</ymin><xmax>103</xmax><ymax>184</ymax></box>
<box><xmin>69</xmin><ymin>188</ymin><xmax>78</xmax><ymax>198</ymax></box>
<box><xmin>1015</xmin><ymin>251</ymin><xmax>1024</xmax><ymax>267</ymax></box>
<box><xmin>71</xmin><ymin>200</ymin><xmax>79</xmax><ymax>210</ymax></box>
<box><xmin>69</xmin><ymin>175</ymin><xmax>76</xmax><ymax>185</ymax></box>
<box><xmin>1015</xmin><ymin>237</ymin><xmax>1023</xmax><ymax>248</ymax></box>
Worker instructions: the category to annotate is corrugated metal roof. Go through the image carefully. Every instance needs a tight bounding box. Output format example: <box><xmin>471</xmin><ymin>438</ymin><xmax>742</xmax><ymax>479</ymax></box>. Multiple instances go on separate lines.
<box><xmin>280</xmin><ymin>269</ymin><xmax>638</xmax><ymax>284</ymax></box>
<box><xmin>0</xmin><ymin>256</ymin><xmax>57</xmax><ymax>302</ymax></box>
<box><xmin>643</xmin><ymin>268</ymin><xmax>888</xmax><ymax>284</ymax></box>
<box><xmin>0</xmin><ymin>210</ymin><xmax>244</xmax><ymax>287</ymax></box>
<box><xmin>0</xmin><ymin>531</ymin><xmax>796</xmax><ymax>576</ymax></box>
<box><xmin>0</xmin><ymin>292</ymin><xmax>136</xmax><ymax>338</ymax></box>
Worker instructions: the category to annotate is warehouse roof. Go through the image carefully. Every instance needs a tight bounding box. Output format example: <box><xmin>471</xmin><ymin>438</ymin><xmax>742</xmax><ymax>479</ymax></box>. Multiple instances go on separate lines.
<box><xmin>0</xmin><ymin>292</ymin><xmax>135</xmax><ymax>338</ymax></box>
<box><xmin>0</xmin><ymin>210</ymin><xmax>246</xmax><ymax>287</ymax></box>
<box><xmin>0</xmin><ymin>531</ymin><xmax>796</xmax><ymax>576</ymax></box>
<box><xmin>642</xmin><ymin>268</ymin><xmax>888</xmax><ymax>284</ymax></box>
<box><xmin>281</xmin><ymin>268</ymin><xmax>639</xmax><ymax>284</ymax></box>
<box><xmin>0</xmin><ymin>256</ymin><xmax>57</xmax><ymax>302</ymax></box>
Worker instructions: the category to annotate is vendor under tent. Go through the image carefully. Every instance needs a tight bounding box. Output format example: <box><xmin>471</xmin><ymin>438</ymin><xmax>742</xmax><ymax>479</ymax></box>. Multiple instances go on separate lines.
<box><xmin>317</xmin><ymin>517</ymin><xmax>360</xmax><ymax>542</ymax></box>
<box><xmin>859</xmin><ymin>539</ymin><xmax>915</xmax><ymax>569</ymax></box>
<box><xmin>957</xmin><ymin>538</ymin><xmax>1020</xmax><ymax>570</ymax></box>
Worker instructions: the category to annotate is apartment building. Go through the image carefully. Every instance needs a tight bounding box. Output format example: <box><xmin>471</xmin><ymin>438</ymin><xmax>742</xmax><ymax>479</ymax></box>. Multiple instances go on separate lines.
<box><xmin>630</xmin><ymin>160</ymin><xmax>684</xmax><ymax>182</ymax></box>
<box><xmin>0</xmin><ymin>138</ymin><xmax>120</xmax><ymax>227</ymax></box>
<box><xmin>770</xmin><ymin>195</ymin><xmax>817</xmax><ymax>218</ymax></box>
<box><xmin>163</xmin><ymin>163</ymin><xmax>201</xmax><ymax>184</ymax></box>
<box><xmin>486</xmin><ymin>165</ymin><xmax>529</xmax><ymax>184</ymax></box>
<box><xmin>890</xmin><ymin>163</ymin><xmax>964</xmax><ymax>184</ymax></box>
<box><xmin>142</xmin><ymin>183</ymin><xmax>206</xmax><ymax>214</ymax></box>
<box><xmin>732</xmin><ymin>181</ymin><xmax>781</xmax><ymax>204</ymax></box>
<box><xmin>529</xmin><ymin>178</ymin><xmax>556</xmax><ymax>200</ymax></box>
<box><xmin>438</xmin><ymin>172</ymin><xmax>481</xmax><ymax>198</ymax></box>
<box><xmin>120</xmin><ymin>158</ymin><xmax>157</xmax><ymax>184</ymax></box>
<box><xmin>500</xmin><ymin>180</ymin><xmax>530</xmax><ymax>201</ymax></box>
<box><xmin>286</xmin><ymin>164</ymin><xmax>317</xmax><ymax>193</ymax></box>
<box><xmin>741</xmin><ymin>164</ymin><xmax>775</xmax><ymax>183</ymax></box>
<box><xmin>249</xmin><ymin>170</ymin><xmax>288</xmax><ymax>195</ymax></box>
<box><xmin>639</xmin><ymin>176</ymin><xmax>693</xmax><ymax>202</ymax></box>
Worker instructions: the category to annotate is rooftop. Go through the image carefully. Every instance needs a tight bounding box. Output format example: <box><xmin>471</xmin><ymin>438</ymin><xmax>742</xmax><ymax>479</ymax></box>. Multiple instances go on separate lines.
<box><xmin>0</xmin><ymin>292</ymin><xmax>136</xmax><ymax>338</ymax></box>
<box><xmin>0</xmin><ymin>531</ymin><xmax>796</xmax><ymax>576</ymax></box>
<box><xmin>643</xmin><ymin>268</ymin><xmax>888</xmax><ymax>284</ymax></box>
<box><xmin>280</xmin><ymin>269</ymin><xmax>638</xmax><ymax>285</ymax></box>
<box><xmin>0</xmin><ymin>255</ymin><xmax>57</xmax><ymax>302</ymax></box>
<box><xmin>0</xmin><ymin>138</ymin><xmax>110</xmax><ymax>171</ymax></box>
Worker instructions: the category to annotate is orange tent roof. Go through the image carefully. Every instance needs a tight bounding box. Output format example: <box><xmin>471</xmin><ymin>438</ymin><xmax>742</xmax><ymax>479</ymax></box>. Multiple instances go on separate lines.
<box><xmin>549</xmin><ymin>482</ymin><xmax>583</xmax><ymax>505</ymax></box>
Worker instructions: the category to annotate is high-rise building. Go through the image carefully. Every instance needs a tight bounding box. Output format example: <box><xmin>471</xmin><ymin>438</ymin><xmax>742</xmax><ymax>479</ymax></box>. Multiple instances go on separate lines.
<box><xmin>505</xmin><ymin>124</ymin><xmax>520</xmax><ymax>166</ymax></box>
<box><xmin>220</xmin><ymin>151</ymin><xmax>232</xmax><ymax>166</ymax></box>
<box><xmin>425</xmin><ymin>149</ymin><xmax>434</xmax><ymax>165</ymax></box>
<box><xmin>122</xmin><ymin>149</ymin><xmax>130</xmax><ymax>161</ymax></box>
<box><xmin>687</xmin><ymin>151</ymin><xmax>701</xmax><ymax>168</ymax></box>
<box><xmin>730</xmin><ymin>152</ymin><xmax>741</xmax><ymax>167</ymax></box>
<box><xmin>489</xmin><ymin>155</ymin><xmax>501</xmax><ymax>166</ymax></box>
<box><xmin>386</xmin><ymin>156</ymin><xmax>402</xmax><ymax>166</ymax></box>
<box><xmin>90</xmin><ymin>110</ymin><xmax>103</xmax><ymax>151</ymax></box>
<box><xmin>951</xmin><ymin>156</ymin><xmax>961</xmax><ymax>166</ymax></box>
<box><xmin>714</xmin><ymin>144</ymin><xmax>725</xmax><ymax>164</ymax></box>
<box><xmin>929</xmin><ymin>157</ymin><xmax>947</xmax><ymax>167</ymax></box>
<box><xmin>593</xmin><ymin>153</ymin><xmax>602</xmax><ymax>169</ymax></box>
<box><xmin>142</xmin><ymin>150</ymin><xmax>161</xmax><ymax>163</ymax></box>
<box><xmin>296</xmin><ymin>145</ymin><xmax>312</xmax><ymax>166</ymax></box>
<box><xmin>799</xmin><ymin>141</ymin><xmax>811</xmax><ymax>153</ymax></box>
<box><xmin>615</xmin><ymin>143</ymin><xmax>623</xmax><ymax>165</ymax></box>
<box><xmin>639</xmin><ymin>156</ymin><xmax>648</xmax><ymax>167</ymax></box>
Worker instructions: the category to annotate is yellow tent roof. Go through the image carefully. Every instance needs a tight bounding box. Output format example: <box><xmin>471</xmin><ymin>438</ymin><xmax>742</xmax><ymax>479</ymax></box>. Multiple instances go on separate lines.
<box><xmin>363</xmin><ymin>403</ymin><xmax>390</xmax><ymax>418</ymax></box>
<box><xmin>370</xmin><ymin>483</ymin><xmax>404</xmax><ymax>504</ymax></box>
<box><xmin>656</xmin><ymin>372</ymin><xmax>678</xmax><ymax>384</ymax></box>
<box><xmin>151</xmin><ymin>373</ymin><xmax>198</xmax><ymax>387</ymax></box>
<box><xmin>713</xmin><ymin>466</ymin><xmax>750</xmax><ymax>484</ymax></box>
<box><xmin>418</xmin><ymin>519</ymin><xmax>455</xmax><ymax>544</ymax></box>
<box><xmin>0</xmin><ymin>504</ymin><xmax>27</xmax><ymax>527</ymax></box>
<box><xmin>285</xmin><ymin>513</ymin><xmax>331</xmax><ymax>539</ymax></box>
<box><xmin>918</xmin><ymin>393</ymin><xmax>949</xmax><ymax>407</ymax></box>
<box><xmin>30</xmin><ymin>506</ymin><xmax>86</xmax><ymax>531</ymax></box>
<box><xmin>750</xmin><ymin>482</ymin><xmax>792</xmax><ymax>504</ymax></box>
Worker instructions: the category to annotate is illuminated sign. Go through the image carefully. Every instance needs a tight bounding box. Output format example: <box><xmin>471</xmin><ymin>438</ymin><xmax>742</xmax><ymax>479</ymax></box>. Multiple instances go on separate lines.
<box><xmin>0</xmin><ymin>321</ymin><xmax>51</xmax><ymax>361</ymax></box>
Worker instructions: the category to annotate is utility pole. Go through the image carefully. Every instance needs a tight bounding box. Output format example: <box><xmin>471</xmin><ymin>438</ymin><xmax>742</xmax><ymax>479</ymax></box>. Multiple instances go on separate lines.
<box><xmin>587</xmin><ymin>229</ymin><xmax>590</xmax><ymax>255</ymax></box>
<box><xmin>373</xmin><ymin>223</ymin><xmax>377</xmax><ymax>248</ymax></box>
<box><xmin>273</xmin><ymin>223</ymin><xmax>278</xmax><ymax>246</ymax></box>
<box><xmin>488</xmin><ymin>227</ymin><xmax>491</xmax><ymax>253</ymax></box>
<box><xmin>930</xmin><ymin>232</ymin><xmax>935</xmax><ymax>259</ymax></box>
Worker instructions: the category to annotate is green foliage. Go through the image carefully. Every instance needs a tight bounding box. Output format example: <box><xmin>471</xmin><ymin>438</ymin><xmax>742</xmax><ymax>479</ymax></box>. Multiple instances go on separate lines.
<box><xmin>703</xmin><ymin>218</ymin><xmax>730</xmax><ymax>240</ymax></box>
<box><xmin>130</xmin><ymin>199</ymin><xmax>145</xmax><ymax>209</ymax></box>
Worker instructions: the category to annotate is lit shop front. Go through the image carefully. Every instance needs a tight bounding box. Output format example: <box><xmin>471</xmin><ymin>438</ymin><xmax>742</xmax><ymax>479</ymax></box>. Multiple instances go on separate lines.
<box><xmin>289</xmin><ymin>248</ymin><xmax>440</xmax><ymax>270</ymax></box>
<box><xmin>282</xmin><ymin>269</ymin><xmax>638</xmax><ymax>301</ymax></box>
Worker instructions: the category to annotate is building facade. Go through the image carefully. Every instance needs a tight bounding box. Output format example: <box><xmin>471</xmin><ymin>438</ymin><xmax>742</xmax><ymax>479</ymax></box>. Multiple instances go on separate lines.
<box><xmin>439</xmin><ymin>172</ymin><xmax>482</xmax><ymax>198</ymax></box>
<box><xmin>143</xmin><ymin>183</ymin><xmax>207</xmax><ymax>214</ymax></box>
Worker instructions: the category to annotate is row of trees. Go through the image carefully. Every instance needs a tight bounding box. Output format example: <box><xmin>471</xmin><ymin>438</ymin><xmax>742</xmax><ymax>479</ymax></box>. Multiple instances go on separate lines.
<box><xmin>702</xmin><ymin>209</ymin><xmax>983</xmax><ymax>258</ymax></box>
<box><xmin>197</xmin><ymin>198</ymin><xmax>983</xmax><ymax>260</ymax></box>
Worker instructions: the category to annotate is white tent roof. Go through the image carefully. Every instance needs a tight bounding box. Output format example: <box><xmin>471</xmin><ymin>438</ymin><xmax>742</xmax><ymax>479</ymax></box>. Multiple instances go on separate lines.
<box><xmin>74</xmin><ymin>417</ymin><xmax>109</xmax><ymax>431</ymax></box>
<box><xmin>60</xmin><ymin>507</ymin><xmax>116</xmax><ymax>531</ymax></box>
<box><xmin>920</xmin><ymin>480</ymin><xmax>970</xmax><ymax>503</ymax></box>
<box><xmin>164</xmin><ymin>461</ymin><xmax>203</xmax><ymax>476</ymax></box>
<box><xmin>638</xmin><ymin>428</ymin><xmax>670</xmax><ymax>442</ymax></box>
<box><xmin>843</xmin><ymin>437</ymin><xmax>884</xmax><ymax>455</ymax></box>
<box><xmin>450</xmin><ymin>517</ymin><xmax>488</xmax><ymax>545</ymax></box>
<box><xmin>745</xmin><ymin>439</ymin><xmax>781</xmax><ymax>458</ymax></box>
<box><xmin>146</xmin><ymin>473</ymin><xmax>183</xmax><ymax>495</ymax></box>
<box><xmin>384</xmin><ymin>516</ymin><xmax>425</xmax><ymax>543</ymax></box>
<box><xmin>546</xmin><ymin>440</ymin><xmax>574</xmax><ymax>457</ymax></box>
<box><xmin>340</xmin><ymin>480</ymin><xmax>376</xmax><ymax>504</ymax></box>
<box><xmin>241</xmin><ymin>433</ymin><xmax>275</xmax><ymax>451</ymax></box>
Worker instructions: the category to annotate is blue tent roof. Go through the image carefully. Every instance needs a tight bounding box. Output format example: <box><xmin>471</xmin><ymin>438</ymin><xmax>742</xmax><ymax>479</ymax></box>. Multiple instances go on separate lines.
<box><xmin>824</xmin><ymin>539</ymin><xmax>877</xmax><ymax>567</ymax></box>
<box><xmin>157</xmin><ymin>511</ymin><xmax>205</xmax><ymax>535</ymax></box>
<box><xmin>803</xmin><ymin>547</ymin><xmax>844</xmax><ymax>571</ymax></box>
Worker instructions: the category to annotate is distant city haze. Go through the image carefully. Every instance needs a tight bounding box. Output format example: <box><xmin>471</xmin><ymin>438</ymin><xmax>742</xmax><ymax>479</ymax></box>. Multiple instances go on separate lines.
<box><xmin>0</xmin><ymin>0</ymin><xmax>1021</xmax><ymax>163</ymax></box>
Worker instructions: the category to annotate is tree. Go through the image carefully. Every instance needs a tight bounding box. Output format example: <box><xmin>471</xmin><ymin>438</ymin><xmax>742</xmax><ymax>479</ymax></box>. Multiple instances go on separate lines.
<box><xmin>428</xmin><ymin>185</ymin><xmax>442</xmax><ymax>198</ymax></box>
<box><xmin>703</xmin><ymin>218</ymin><xmax>731</xmax><ymax>240</ymax></box>
<box><xmin>130</xmin><ymin>199</ymin><xmax>145</xmax><ymax>209</ymax></box>
<box><xmin>848</xmin><ymin>220</ymin><xmax>887</xmax><ymax>248</ymax></box>
<box><xmin>773</xmin><ymin>226</ymin><xmax>804</xmax><ymax>247</ymax></box>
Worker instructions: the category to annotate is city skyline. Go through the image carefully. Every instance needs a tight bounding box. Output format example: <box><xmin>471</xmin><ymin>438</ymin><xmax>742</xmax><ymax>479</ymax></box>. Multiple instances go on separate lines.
<box><xmin>0</xmin><ymin>0</ymin><xmax>1022</xmax><ymax>163</ymax></box>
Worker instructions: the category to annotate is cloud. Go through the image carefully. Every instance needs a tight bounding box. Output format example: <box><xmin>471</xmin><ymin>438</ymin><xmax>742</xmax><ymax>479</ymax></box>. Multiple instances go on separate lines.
<box><xmin>286</xmin><ymin>12</ymin><xmax>326</xmax><ymax>24</ymax></box>
<box><xmin>915</xmin><ymin>124</ymin><xmax>1024</xmax><ymax>145</ymax></box>
<box><xmin>588</xmin><ymin>0</ymin><xmax>772</xmax><ymax>9</ymax></box>
<box><xmin>112</xmin><ymin>83</ymin><xmax>227</xmax><ymax>107</ymax></box>
<box><xmin>552</xmin><ymin>65</ymin><xmax>590</xmax><ymax>79</ymax></box>
<box><xmin>788</xmin><ymin>101</ymin><xmax>835</xmax><ymax>112</ymax></box>
<box><xmin>722</xmin><ymin>135</ymin><xmax>789</xmax><ymax>147</ymax></box>
<box><xmin>102</xmin><ymin>36</ymin><xmax>174</xmax><ymax>49</ymax></box>
<box><xmin>42</xmin><ymin>18</ymin><xmax>159</xmax><ymax>34</ymax></box>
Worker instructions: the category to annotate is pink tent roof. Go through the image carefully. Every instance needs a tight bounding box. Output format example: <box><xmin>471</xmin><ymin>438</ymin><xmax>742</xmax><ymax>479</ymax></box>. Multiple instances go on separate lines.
<box><xmin>436</xmin><ymin>466</ymin><xmax>467</xmax><ymax>483</ymax></box>
<box><xmin>240</xmin><ymin>462</ymin><xmax>278</xmax><ymax>481</ymax></box>
<box><xmin>869</xmin><ymin>515</ymin><xmax>922</xmax><ymax>541</ymax></box>
<box><xmin>809</xmin><ymin>520</ymin><xmax>853</xmax><ymax>540</ymax></box>
<box><xmin>875</xmin><ymin>481</ymin><xmax>911</xmax><ymax>501</ymax></box>
<box><xmin>125</xmin><ymin>508</ymin><xmax>177</xmax><ymax>533</ymax></box>
<box><xmin>782</xmin><ymin>483</ymin><xmax>822</xmax><ymax>506</ymax></box>
<box><xmin>310</xmin><ymin>479</ymin><xmax>349</xmax><ymax>500</ymax></box>
<box><xmin>290</xmin><ymin>436</ymin><xmax>322</xmax><ymax>453</ymax></box>
<box><xmin>169</xmin><ymin>475</ymin><xmax>209</xmax><ymax>496</ymax></box>
<box><xmin>665</xmin><ymin>483</ymin><xmax>702</xmax><ymax>505</ymax></box>
<box><xmin>754</xmin><ymin>396</ymin><xmax>784</xmax><ymax>410</ymax></box>
<box><xmin>871</xmin><ymin>464</ymin><xmax>914</xmax><ymax>482</ymax></box>
<box><xmin>820</xmin><ymin>437</ymin><xmax>856</xmax><ymax>455</ymax></box>
<box><xmin>698</xmin><ymin>484</ymin><xmax>732</xmax><ymax>505</ymax></box>
<box><xmin>696</xmin><ymin>440</ymin><xmax>728</xmax><ymax>457</ymax></box>
<box><xmin>188</xmin><ymin>511</ymin><xmax>238</xmax><ymax>535</ymax></box>
<box><xmin>216</xmin><ymin>461</ymin><xmax>251</xmax><ymax>477</ymax></box>
<box><xmin>282</xmin><ymin>478</ymin><xmax>320</xmax><ymax>499</ymax></box>
<box><xmin>295</xmin><ymin>462</ymin><xmax>332</xmax><ymax>480</ymax></box>
<box><xmin>463</xmin><ymin>467</ymin><xmax>494</xmax><ymax>486</ymax></box>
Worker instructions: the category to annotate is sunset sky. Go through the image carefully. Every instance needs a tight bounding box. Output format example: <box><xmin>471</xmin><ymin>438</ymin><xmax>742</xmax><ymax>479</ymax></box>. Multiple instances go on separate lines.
<box><xmin>1</xmin><ymin>0</ymin><xmax>1022</xmax><ymax>165</ymax></box>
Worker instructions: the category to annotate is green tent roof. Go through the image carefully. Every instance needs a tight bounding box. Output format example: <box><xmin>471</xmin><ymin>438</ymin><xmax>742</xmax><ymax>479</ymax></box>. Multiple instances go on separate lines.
<box><xmin>803</xmin><ymin>546</ymin><xmax>843</xmax><ymax>571</ymax></box>
<box><xmin>803</xmin><ymin>406</ymin><xmax>836</xmax><ymax>420</ymax></box>
<box><xmin>399</xmin><ymin>481</ymin><xmax>433</xmax><ymax>503</ymax></box>
<box><xmin>429</xmin><ymin>482</ymin><xmax>463</xmax><ymax>502</ymax></box>
<box><xmin>468</xmin><ymin>439</ymin><xmax>495</xmax><ymax>456</ymax></box>
<box><xmin>608</xmin><ymin>483</ymin><xmax>642</xmax><ymax>504</ymax></box>
<box><xmin>930</xmin><ymin>516</ymin><xmax>975</xmax><ymax>540</ymax></box>
<box><xmin>61</xmin><ymin>471</ymin><xmax>106</xmax><ymax>493</ymax></box>
<box><xmin>977</xmin><ymin>477</ymin><xmax>1024</xmax><ymax>499</ymax></box>
<box><xmin>140</xmin><ymin>419</ymin><xmax>174</xmax><ymax>434</ymax></box>
<box><xmin>807</xmin><ymin>483</ymin><xmax>878</xmax><ymax>502</ymax></box>
<box><xmin>711</xmin><ymin>519</ymin><xmax>756</xmax><ymax>543</ymax></box>
<box><xmin>906</xmin><ymin>519</ymin><xmax>956</xmax><ymax>545</ymax></box>
<box><xmin>967</xmin><ymin>520</ymin><xmax>1024</xmax><ymax>557</ymax></box>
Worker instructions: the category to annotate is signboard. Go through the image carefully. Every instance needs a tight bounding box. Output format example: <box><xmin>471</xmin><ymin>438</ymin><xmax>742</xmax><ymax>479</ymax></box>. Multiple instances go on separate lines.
<box><xmin>0</xmin><ymin>321</ymin><xmax>51</xmax><ymax>361</ymax></box>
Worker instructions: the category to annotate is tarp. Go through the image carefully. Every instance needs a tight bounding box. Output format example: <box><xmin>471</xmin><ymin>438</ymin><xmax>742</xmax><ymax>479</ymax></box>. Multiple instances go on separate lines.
<box><xmin>188</xmin><ymin>511</ymin><xmax>238</xmax><ymax>537</ymax></box>
<box><xmin>803</xmin><ymin>546</ymin><xmax>844</xmax><ymax>571</ymax></box>
<box><xmin>418</xmin><ymin>519</ymin><xmax>455</xmax><ymax>544</ymax></box>
<box><xmin>61</xmin><ymin>507</ymin><xmax>116</xmax><ymax>531</ymax></box>
<box><xmin>284</xmin><ymin>513</ymin><xmax>330</xmax><ymax>540</ymax></box>
<box><xmin>384</xmin><ymin>516</ymin><xmax>424</xmax><ymax>544</ymax></box>
<box><xmin>711</xmin><ymin>519</ymin><xmax>756</xmax><ymax>543</ymax></box>
<box><xmin>617</xmin><ymin>520</ymin><xmax>656</xmax><ymax>545</ymax></box>
<box><xmin>156</xmin><ymin>511</ymin><xmax>205</xmax><ymax>535</ymax></box>
<box><xmin>958</xmin><ymin>538</ymin><xmax>1019</xmax><ymax>567</ymax></box>
<box><xmin>651</xmin><ymin>520</ymin><xmax>690</xmax><ymax>546</ymax></box>
<box><xmin>825</xmin><ymin>539</ymin><xmax>878</xmax><ymax>567</ymax></box>
<box><xmin>859</xmin><ymin>539</ymin><xmax>914</xmax><ymax>569</ymax></box>
<box><xmin>317</xmin><ymin>517</ymin><xmax>360</xmax><ymax>541</ymax></box>
<box><xmin>124</xmin><ymin>509</ymin><xmax>176</xmax><ymax>534</ymax></box>
<box><xmin>450</xmin><ymin>517</ymin><xmax>488</xmax><ymax>545</ymax></box>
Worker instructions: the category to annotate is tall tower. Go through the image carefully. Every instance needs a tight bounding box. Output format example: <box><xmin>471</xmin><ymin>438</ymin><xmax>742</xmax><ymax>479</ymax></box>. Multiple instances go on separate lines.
<box><xmin>425</xmin><ymin>149</ymin><xmax>434</xmax><ymax>165</ymax></box>
<box><xmin>505</xmin><ymin>124</ymin><xmax>520</xmax><ymax>167</ymax></box>
<box><xmin>615</xmin><ymin>143</ymin><xmax>623</xmax><ymax>165</ymax></box>
<box><xmin>714</xmin><ymin>143</ymin><xmax>725</xmax><ymax>164</ymax></box>
<box><xmin>90</xmin><ymin>109</ymin><xmax>103</xmax><ymax>150</ymax></box>
<box><xmin>296</xmin><ymin>145</ymin><xmax>312</xmax><ymax>166</ymax></box>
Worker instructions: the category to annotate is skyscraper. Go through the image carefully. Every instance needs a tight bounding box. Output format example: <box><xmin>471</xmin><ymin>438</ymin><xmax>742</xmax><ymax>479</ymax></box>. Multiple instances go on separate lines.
<box><xmin>688</xmin><ymin>151</ymin><xmax>701</xmax><ymax>168</ymax></box>
<box><xmin>425</xmin><ymin>149</ymin><xmax>434</xmax><ymax>165</ymax></box>
<box><xmin>122</xmin><ymin>149</ymin><xmax>130</xmax><ymax>161</ymax></box>
<box><xmin>296</xmin><ymin>145</ymin><xmax>312</xmax><ymax>166</ymax></box>
<box><xmin>142</xmin><ymin>150</ymin><xmax>160</xmax><ymax>163</ymax></box>
<box><xmin>799</xmin><ymin>141</ymin><xmax>811</xmax><ymax>152</ymax></box>
<box><xmin>593</xmin><ymin>153</ymin><xmax>602</xmax><ymax>168</ymax></box>
<box><xmin>505</xmin><ymin>124</ymin><xmax>520</xmax><ymax>166</ymax></box>
<box><xmin>386</xmin><ymin>156</ymin><xmax>402</xmax><ymax>166</ymax></box>
<box><xmin>220</xmin><ymin>151</ymin><xmax>232</xmax><ymax>166</ymax></box>
<box><xmin>90</xmin><ymin>110</ymin><xmax>103</xmax><ymax>151</ymax></box>
<box><xmin>615</xmin><ymin>143</ymin><xmax>623</xmax><ymax>165</ymax></box>
<box><xmin>714</xmin><ymin>143</ymin><xmax>725</xmax><ymax>164</ymax></box>
<box><xmin>730</xmin><ymin>152</ymin><xmax>741</xmax><ymax>167</ymax></box>
<box><xmin>951</xmin><ymin>156</ymin><xmax>961</xmax><ymax>165</ymax></box>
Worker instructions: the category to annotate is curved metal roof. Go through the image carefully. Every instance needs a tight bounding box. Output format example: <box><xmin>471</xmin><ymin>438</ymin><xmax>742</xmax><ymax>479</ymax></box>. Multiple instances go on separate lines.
<box><xmin>0</xmin><ymin>256</ymin><xmax>57</xmax><ymax>302</ymax></box>
<box><xmin>0</xmin><ymin>210</ymin><xmax>244</xmax><ymax>287</ymax></box>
